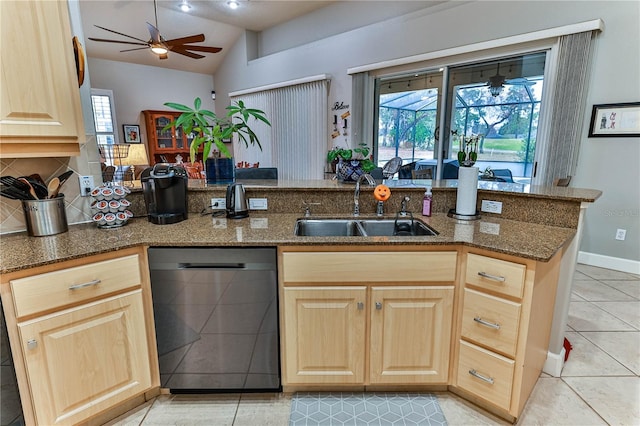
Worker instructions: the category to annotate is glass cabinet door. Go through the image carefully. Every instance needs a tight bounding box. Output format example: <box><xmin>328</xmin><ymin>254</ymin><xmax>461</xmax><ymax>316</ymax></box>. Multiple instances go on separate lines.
<box><xmin>154</xmin><ymin>116</ymin><xmax>175</xmax><ymax>150</ymax></box>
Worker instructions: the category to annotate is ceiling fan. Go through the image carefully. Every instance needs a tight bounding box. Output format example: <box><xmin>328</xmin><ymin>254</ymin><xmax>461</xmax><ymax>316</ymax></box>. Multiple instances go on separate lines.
<box><xmin>88</xmin><ymin>0</ymin><xmax>222</xmax><ymax>60</ymax></box>
<box><xmin>486</xmin><ymin>63</ymin><xmax>534</xmax><ymax>96</ymax></box>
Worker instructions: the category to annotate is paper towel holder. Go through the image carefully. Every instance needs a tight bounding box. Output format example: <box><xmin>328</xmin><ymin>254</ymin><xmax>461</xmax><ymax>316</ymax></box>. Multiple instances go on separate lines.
<box><xmin>447</xmin><ymin>209</ymin><xmax>481</xmax><ymax>220</ymax></box>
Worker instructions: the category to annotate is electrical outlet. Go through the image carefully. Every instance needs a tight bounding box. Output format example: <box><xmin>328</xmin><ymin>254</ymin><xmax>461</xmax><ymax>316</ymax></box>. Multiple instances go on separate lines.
<box><xmin>78</xmin><ymin>176</ymin><xmax>94</xmax><ymax>197</ymax></box>
<box><xmin>481</xmin><ymin>200</ymin><xmax>503</xmax><ymax>214</ymax></box>
<box><xmin>615</xmin><ymin>229</ymin><xmax>626</xmax><ymax>241</ymax></box>
<box><xmin>249</xmin><ymin>198</ymin><xmax>268</xmax><ymax>210</ymax></box>
<box><xmin>211</xmin><ymin>198</ymin><xmax>226</xmax><ymax>210</ymax></box>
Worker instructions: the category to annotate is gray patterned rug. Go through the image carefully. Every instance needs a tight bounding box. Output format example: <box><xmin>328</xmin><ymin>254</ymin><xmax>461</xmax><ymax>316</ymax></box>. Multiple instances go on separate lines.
<box><xmin>289</xmin><ymin>392</ymin><xmax>448</xmax><ymax>426</ymax></box>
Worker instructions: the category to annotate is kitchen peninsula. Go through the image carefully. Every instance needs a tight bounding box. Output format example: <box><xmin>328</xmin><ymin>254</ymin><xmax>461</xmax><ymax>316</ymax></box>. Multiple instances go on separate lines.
<box><xmin>0</xmin><ymin>179</ymin><xmax>600</xmax><ymax>425</ymax></box>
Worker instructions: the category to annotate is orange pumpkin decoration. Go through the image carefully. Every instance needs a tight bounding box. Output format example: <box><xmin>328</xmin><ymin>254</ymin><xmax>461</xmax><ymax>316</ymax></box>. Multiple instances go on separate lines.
<box><xmin>374</xmin><ymin>184</ymin><xmax>391</xmax><ymax>201</ymax></box>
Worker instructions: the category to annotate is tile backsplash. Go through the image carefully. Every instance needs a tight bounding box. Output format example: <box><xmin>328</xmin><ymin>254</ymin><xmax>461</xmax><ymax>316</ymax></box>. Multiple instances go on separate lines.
<box><xmin>0</xmin><ymin>135</ymin><xmax>102</xmax><ymax>234</ymax></box>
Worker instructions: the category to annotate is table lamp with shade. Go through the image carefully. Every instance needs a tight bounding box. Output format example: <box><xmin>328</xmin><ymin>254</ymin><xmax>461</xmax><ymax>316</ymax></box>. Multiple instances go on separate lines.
<box><xmin>121</xmin><ymin>143</ymin><xmax>150</xmax><ymax>185</ymax></box>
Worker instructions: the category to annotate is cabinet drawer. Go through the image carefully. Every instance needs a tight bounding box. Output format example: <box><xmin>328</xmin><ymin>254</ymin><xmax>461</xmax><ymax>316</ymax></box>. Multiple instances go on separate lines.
<box><xmin>10</xmin><ymin>254</ymin><xmax>142</xmax><ymax>318</ymax></box>
<box><xmin>282</xmin><ymin>251</ymin><xmax>457</xmax><ymax>283</ymax></box>
<box><xmin>461</xmin><ymin>289</ymin><xmax>521</xmax><ymax>357</ymax></box>
<box><xmin>465</xmin><ymin>253</ymin><xmax>525</xmax><ymax>299</ymax></box>
<box><xmin>456</xmin><ymin>340</ymin><xmax>514</xmax><ymax>410</ymax></box>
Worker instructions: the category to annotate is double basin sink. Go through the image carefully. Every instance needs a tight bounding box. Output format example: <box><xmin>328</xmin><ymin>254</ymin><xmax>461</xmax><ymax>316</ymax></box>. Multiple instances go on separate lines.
<box><xmin>295</xmin><ymin>217</ymin><xmax>438</xmax><ymax>237</ymax></box>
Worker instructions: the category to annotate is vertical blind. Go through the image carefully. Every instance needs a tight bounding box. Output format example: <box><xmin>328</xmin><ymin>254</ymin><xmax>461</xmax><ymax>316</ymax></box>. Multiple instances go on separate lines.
<box><xmin>539</xmin><ymin>31</ymin><xmax>595</xmax><ymax>186</ymax></box>
<box><xmin>230</xmin><ymin>79</ymin><xmax>329</xmax><ymax>180</ymax></box>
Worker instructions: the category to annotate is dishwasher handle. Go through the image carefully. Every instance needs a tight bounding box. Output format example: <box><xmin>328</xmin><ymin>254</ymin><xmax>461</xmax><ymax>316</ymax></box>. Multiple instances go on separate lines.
<box><xmin>178</xmin><ymin>262</ymin><xmax>246</xmax><ymax>269</ymax></box>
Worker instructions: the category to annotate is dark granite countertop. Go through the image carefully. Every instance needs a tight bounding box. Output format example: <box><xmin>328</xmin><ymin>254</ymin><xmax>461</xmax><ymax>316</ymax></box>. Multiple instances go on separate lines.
<box><xmin>0</xmin><ymin>212</ymin><xmax>575</xmax><ymax>274</ymax></box>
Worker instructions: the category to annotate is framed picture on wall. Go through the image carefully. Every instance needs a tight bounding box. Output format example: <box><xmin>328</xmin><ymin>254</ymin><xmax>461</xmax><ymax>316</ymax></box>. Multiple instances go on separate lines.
<box><xmin>123</xmin><ymin>124</ymin><xmax>141</xmax><ymax>143</ymax></box>
<box><xmin>588</xmin><ymin>102</ymin><xmax>640</xmax><ymax>137</ymax></box>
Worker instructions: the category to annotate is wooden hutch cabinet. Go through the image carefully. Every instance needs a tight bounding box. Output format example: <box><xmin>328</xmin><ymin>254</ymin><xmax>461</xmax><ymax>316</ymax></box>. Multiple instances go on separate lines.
<box><xmin>143</xmin><ymin>110</ymin><xmax>195</xmax><ymax>165</ymax></box>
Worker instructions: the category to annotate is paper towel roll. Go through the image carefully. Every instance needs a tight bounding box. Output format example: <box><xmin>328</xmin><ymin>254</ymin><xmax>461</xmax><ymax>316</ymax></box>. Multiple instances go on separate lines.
<box><xmin>456</xmin><ymin>166</ymin><xmax>479</xmax><ymax>216</ymax></box>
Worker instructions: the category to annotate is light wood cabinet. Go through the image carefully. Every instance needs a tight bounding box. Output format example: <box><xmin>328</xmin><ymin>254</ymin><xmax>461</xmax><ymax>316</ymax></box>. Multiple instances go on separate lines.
<box><xmin>0</xmin><ymin>0</ymin><xmax>84</xmax><ymax>158</ymax></box>
<box><xmin>18</xmin><ymin>291</ymin><xmax>152</xmax><ymax>425</ymax></box>
<box><xmin>369</xmin><ymin>286</ymin><xmax>453</xmax><ymax>384</ymax></box>
<box><xmin>283</xmin><ymin>287</ymin><xmax>366</xmax><ymax>384</ymax></box>
<box><xmin>0</xmin><ymin>247</ymin><xmax>159</xmax><ymax>426</ymax></box>
<box><xmin>143</xmin><ymin>110</ymin><xmax>195</xmax><ymax>165</ymax></box>
<box><xmin>280</xmin><ymin>248</ymin><xmax>457</xmax><ymax>388</ymax></box>
<box><xmin>452</xmin><ymin>248</ymin><xmax>561</xmax><ymax>421</ymax></box>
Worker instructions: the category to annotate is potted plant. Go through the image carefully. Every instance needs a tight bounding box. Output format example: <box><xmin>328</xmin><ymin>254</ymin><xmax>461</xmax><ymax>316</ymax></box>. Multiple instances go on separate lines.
<box><xmin>453</xmin><ymin>131</ymin><xmax>480</xmax><ymax>167</ymax></box>
<box><xmin>327</xmin><ymin>143</ymin><xmax>376</xmax><ymax>182</ymax></box>
<box><xmin>164</xmin><ymin>97</ymin><xmax>270</xmax><ymax>183</ymax></box>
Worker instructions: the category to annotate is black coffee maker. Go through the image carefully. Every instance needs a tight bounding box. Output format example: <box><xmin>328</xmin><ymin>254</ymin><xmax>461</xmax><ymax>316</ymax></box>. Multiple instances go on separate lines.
<box><xmin>141</xmin><ymin>163</ymin><xmax>188</xmax><ymax>224</ymax></box>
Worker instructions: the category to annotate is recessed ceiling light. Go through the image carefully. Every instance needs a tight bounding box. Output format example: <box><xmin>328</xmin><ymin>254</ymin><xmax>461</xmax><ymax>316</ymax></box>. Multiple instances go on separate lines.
<box><xmin>227</xmin><ymin>0</ymin><xmax>240</xmax><ymax>10</ymax></box>
<box><xmin>179</xmin><ymin>0</ymin><xmax>191</xmax><ymax>12</ymax></box>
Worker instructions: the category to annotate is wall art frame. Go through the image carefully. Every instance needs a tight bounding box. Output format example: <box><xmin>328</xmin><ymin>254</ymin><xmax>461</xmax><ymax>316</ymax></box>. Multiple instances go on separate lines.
<box><xmin>123</xmin><ymin>124</ymin><xmax>141</xmax><ymax>143</ymax></box>
<box><xmin>588</xmin><ymin>102</ymin><xmax>640</xmax><ymax>137</ymax></box>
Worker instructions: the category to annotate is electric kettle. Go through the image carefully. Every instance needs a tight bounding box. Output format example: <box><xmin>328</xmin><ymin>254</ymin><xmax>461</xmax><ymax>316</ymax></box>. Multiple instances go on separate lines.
<box><xmin>226</xmin><ymin>183</ymin><xmax>249</xmax><ymax>219</ymax></box>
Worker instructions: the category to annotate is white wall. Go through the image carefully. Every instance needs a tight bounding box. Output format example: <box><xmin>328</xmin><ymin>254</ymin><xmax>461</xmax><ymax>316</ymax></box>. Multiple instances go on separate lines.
<box><xmin>87</xmin><ymin>58</ymin><xmax>215</xmax><ymax>147</ymax></box>
<box><xmin>213</xmin><ymin>1</ymin><xmax>640</xmax><ymax>263</ymax></box>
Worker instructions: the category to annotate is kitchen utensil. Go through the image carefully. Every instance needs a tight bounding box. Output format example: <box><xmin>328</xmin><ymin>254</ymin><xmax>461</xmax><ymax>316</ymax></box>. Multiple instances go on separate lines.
<box><xmin>0</xmin><ymin>186</ymin><xmax>27</xmax><ymax>200</ymax></box>
<box><xmin>17</xmin><ymin>178</ymin><xmax>38</xmax><ymax>200</ymax></box>
<box><xmin>47</xmin><ymin>177</ymin><xmax>60</xmax><ymax>198</ymax></box>
<box><xmin>0</xmin><ymin>176</ymin><xmax>19</xmax><ymax>187</ymax></box>
<box><xmin>26</xmin><ymin>178</ymin><xmax>48</xmax><ymax>199</ymax></box>
<box><xmin>29</xmin><ymin>174</ymin><xmax>46</xmax><ymax>187</ymax></box>
<box><xmin>48</xmin><ymin>170</ymin><xmax>74</xmax><ymax>199</ymax></box>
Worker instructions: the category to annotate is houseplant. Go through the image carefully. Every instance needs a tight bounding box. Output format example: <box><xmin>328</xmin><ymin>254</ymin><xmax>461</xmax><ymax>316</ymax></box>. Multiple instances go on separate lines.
<box><xmin>452</xmin><ymin>131</ymin><xmax>481</xmax><ymax>216</ymax></box>
<box><xmin>327</xmin><ymin>143</ymin><xmax>376</xmax><ymax>182</ymax></box>
<box><xmin>164</xmin><ymin>97</ymin><xmax>270</xmax><ymax>183</ymax></box>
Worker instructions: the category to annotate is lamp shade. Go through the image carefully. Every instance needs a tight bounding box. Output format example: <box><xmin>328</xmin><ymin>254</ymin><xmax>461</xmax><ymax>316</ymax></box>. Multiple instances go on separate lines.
<box><xmin>123</xmin><ymin>144</ymin><xmax>149</xmax><ymax>166</ymax></box>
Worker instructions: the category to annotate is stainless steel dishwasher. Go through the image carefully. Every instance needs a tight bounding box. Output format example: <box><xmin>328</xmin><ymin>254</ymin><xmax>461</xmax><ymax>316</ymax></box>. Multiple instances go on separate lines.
<box><xmin>147</xmin><ymin>247</ymin><xmax>280</xmax><ymax>392</ymax></box>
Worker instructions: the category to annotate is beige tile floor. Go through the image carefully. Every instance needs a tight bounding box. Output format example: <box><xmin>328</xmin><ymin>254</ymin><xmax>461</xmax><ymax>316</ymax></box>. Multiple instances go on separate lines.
<box><xmin>3</xmin><ymin>264</ymin><xmax>638</xmax><ymax>426</ymax></box>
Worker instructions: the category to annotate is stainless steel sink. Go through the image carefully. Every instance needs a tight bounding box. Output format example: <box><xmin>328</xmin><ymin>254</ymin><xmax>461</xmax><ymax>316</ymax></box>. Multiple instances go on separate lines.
<box><xmin>294</xmin><ymin>219</ymin><xmax>364</xmax><ymax>236</ymax></box>
<box><xmin>294</xmin><ymin>218</ymin><xmax>438</xmax><ymax>237</ymax></box>
<box><xmin>358</xmin><ymin>219</ymin><xmax>437</xmax><ymax>236</ymax></box>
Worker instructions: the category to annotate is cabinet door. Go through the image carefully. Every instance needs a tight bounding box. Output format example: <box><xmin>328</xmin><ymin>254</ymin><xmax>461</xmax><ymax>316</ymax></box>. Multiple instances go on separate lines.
<box><xmin>0</xmin><ymin>0</ymin><xmax>83</xmax><ymax>157</ymax></box>
<box><xmin>18</xmin><ymin>290</ymin><xmax>152</xmax><ymax>425</ymax></box>
<box><xmin>370</xmin><ymin>286</ymin><xmax>454</xmax><ymax>384</ymax></box>
<box><xmin>283</xmin><ymin>287</ymin><xmax>366</xmax><ymax>384</ymax></box>
<box><xmin>152</xmin><ymin>115</ymin><xmax>179</xmax><ymax>151</ymax></box>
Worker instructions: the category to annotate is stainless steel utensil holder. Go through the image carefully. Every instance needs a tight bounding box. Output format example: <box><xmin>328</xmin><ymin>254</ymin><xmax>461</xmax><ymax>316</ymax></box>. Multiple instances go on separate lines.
<box><xmin>22</xmin><ymin>196</ymin><xmax>68</xmax><ymax>237</ymax></box>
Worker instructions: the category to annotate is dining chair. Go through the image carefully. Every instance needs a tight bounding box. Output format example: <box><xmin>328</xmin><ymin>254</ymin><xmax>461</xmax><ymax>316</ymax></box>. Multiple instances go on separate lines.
<box><xmin>411</xmin><ymin>168</ymin><xmax>433</xmax><ymax>179</ymax></box>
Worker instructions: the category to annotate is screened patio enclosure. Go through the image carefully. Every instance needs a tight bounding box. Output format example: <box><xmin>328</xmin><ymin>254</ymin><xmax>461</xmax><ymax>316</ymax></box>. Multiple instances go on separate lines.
<box><xmin>377</xmin><ymin>88</ymin><xmax>438</xmax><ymax>167</ymax></box>
<box><xmin>375</xmin><ymin>53</ymin><xmax>545</xmax><ymax>182</ymax></box>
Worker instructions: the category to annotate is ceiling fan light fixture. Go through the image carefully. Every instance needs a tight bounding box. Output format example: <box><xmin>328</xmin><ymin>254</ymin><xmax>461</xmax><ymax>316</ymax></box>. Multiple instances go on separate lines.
<box><xmin>151</xmin><ymin>44</ymin><xmax>168</xmax><ymax>55</ymax></box>
<box><xmin>179</xmin><ymin>0</ymin><xmax>191</xmax><ymax>12</ymax></box>
<box><xmin>227</xmin><ymin>0</ymin><xmax>240</xmax><ymax>10</ymax></box>
<box><xmin>489</xmin><ymin>84</ymin><xmax>504</xmax><ymax>97</ymax></box>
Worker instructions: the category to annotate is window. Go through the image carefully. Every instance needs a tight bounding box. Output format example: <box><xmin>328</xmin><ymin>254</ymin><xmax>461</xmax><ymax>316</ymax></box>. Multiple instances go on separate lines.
<box><xmin>375</xmin><ymin>53</ymin><xmax>546</xmax><ymax>183</ymax></box>
<box><xmin>90</xmin><ymin>88</ymin><xmax>118</xmax><ymax>164</ymax></box>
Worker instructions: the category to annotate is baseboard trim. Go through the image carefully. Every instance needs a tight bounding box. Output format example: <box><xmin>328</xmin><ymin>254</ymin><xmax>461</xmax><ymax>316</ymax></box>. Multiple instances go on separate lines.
<box><xmin>578</xmin><ymin>251</ymin><xmax>640</xmax><ymax>275</ymax></box>
<box><xmin>543</xmin><ymin>348</ymin><xmax>566</xmax><ymax>377</ymax></box>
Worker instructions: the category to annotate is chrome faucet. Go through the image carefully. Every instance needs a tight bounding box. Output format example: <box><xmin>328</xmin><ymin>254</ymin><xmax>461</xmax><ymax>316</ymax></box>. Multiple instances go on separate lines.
<box><xmin>353</xmin><ymin>173</ymin><xmax>376</xmax><ymax>216</ymax></box>
<box><xmin>400</xmin><ymin>196</ymin><xmax>410</xmax><ymax>216</ymax></box>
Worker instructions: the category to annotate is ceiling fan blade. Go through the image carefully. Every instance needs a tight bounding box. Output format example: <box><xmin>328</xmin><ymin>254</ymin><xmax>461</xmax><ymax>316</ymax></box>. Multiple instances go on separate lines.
<box><xmin>169</xmin><ymin>46</ymin><xmax>205</xmax><ymax>59</ymax></box>
<box><xmin>120</xmin><ymin>47</ymin><xmax>151</xmax><ymax>53</ymax></box>
<box><xmin>88</xmin><ymin>37</ymin><xmax>148</xmax><ymax>47</ymax></box>
<box><xmin>146</xmin><ymin>22</ymin><xmax>162</xmax><ymax>44</ymax></box>
<box><xmin>94</xmin><ymin>25</ymin><xmax>148</xmax><ymax>43</ymax></box>
<box><xmin>165</xmin><ymin>34</ymin><xmax>205</xmax><ymax>45</ymax></box>
<box><xmin>178</xmin><ymin>44</ymin><xmax>223</xmax><ymax>53</ymax></box>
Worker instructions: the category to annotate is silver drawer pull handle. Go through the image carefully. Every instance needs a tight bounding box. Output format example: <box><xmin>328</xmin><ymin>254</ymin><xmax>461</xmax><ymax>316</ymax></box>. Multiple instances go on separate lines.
<box><xmin>375</xmin><ymin>302</ymin><xmax>382</xmax><ymax>310</ymax></box>
<box><xmin>473</xmin><ymin>317</ymin><xmax>501</xmax><ymax>329</ymax></box>
<box><xmin>68</xmin><ymin>279</ymin><xmax>102</xmax><ymax>290</ymax></box>
<box><xmin>469</xmin><ymin>369</ymin><xmax>494</xmax><ymax>384</ymax></box>
<box><xmin>477</xmin><ymin>271</ymin><xmax>506</xmax><ymax>282</ymax></box>
<box><xmin>357</xmin><ymin>302</ymin><xmax>364</xmax><ymax>310</ymax></box>
<box><xmin>27</xmin><ymin>339</ymin><xmax>37</xmax><ymax>350</ymax></box>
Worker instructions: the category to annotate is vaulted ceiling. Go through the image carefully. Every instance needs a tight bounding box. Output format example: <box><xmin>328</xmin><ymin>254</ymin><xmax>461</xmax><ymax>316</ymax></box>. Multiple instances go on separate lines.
<box><xmin>79</xmin><ymin>1</ymin><xmax>445</xmax><ymax>75</ymax></box>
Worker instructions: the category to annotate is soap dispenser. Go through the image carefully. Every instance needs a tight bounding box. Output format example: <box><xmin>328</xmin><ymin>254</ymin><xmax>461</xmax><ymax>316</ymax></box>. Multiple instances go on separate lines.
<box><xmin>422</xmin><ymin>187</ymin><xmax>432</xmax><ymax>216</ymax></box>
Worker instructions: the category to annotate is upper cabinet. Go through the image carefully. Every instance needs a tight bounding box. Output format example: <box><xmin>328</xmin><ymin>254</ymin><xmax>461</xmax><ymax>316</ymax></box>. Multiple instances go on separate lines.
<box><xmin>143</xmin><ymin>110</ymin><xmax>195</xmax><ymax>165</ymax></box>
<box><xmin>0</xmin><ymin>1</ymin><xmax>84</xmax><ymax>158</ymax></box>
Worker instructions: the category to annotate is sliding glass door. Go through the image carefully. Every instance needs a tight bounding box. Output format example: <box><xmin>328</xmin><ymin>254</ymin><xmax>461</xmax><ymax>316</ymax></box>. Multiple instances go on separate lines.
<box><xmin>374</xmin><ymin>52</ymin><xmax>546</xmax><ymax>183</ymax></box>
